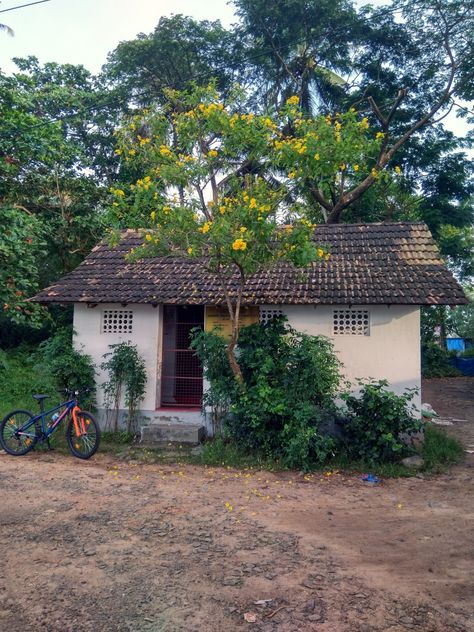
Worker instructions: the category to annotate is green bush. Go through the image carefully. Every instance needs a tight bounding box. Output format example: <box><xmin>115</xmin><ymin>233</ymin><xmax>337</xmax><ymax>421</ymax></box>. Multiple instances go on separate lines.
<box><xmin>100</xmin><ymin>342</ymin><xmax>147</xmax><ymax>433</ymax></box>
<box><xmin>0</xmin><ymin>346</ymin><xmax>57</xmax><ymax>417</ymax></box>
<box><xmin>341</xmin><ymin>380</ymin><xmax>422</xmax><ymax>463</ymax></box>
<box><xmin>192</xmin><ymin>318</ymin><xmax>341</xmax><ymax>469</ymax></box>
<box><xmin>38</xmin><ymin>327</ymin><xmax>96</xmax><ymax>409</ymax></box>
<box><xmin>422</xmin><ymin>342</ymin><xmax>460</xmax><ymax>377</ymax></box>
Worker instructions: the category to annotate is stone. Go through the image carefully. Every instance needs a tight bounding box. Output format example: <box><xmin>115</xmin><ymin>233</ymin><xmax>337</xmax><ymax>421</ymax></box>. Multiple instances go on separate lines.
<box><xmin>401</xmin><ymin>455</ymin><xmax>424</xmax><ymax>469</ymax></box>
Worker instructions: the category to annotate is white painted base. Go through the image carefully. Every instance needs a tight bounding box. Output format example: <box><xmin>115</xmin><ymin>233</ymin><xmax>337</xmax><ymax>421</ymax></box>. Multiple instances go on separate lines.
<box><xmin>95</xmin><ymin>408</ymin><xmax>210</xmax><ymax>433</ymax></box>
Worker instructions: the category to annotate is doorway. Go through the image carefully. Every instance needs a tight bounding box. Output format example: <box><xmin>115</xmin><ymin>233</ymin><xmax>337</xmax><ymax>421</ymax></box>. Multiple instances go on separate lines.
<box><xmin>160</xmin><ymin>305</ymin><xmax>204</xmax><ymax>407</ymax></box>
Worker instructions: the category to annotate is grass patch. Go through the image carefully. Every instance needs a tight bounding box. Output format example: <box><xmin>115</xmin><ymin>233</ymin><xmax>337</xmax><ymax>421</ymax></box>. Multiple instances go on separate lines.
<box><xmin>421</xmin><ymin>424</ymin><xmax>464</xmax><ymax>472</ymax></box>
<box><xmin>190</xmin><ymin>436</ymin><xmax>277</xmax><ymax>470</ymax></box>
<box><xmin>189</xmin><ymin>437</ymin><xmax>414</xmax><ymax>476</ymax></box>
<box><xmin>185</xmin><ymin>428</ymin><xmax>465</xmax><ymax>478</ymax></box>
<box><xmin>325</xmin><ymin>453</ymin><xmax>413</xmax><ymax>478</ymax></box>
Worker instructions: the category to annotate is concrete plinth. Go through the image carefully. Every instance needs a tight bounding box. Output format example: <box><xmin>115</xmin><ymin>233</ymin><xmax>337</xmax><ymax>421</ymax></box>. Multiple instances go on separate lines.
<box><xmin>141</xmin><ymin>423</ymin><xmax>205</xmax><ymax>445</ymax></box>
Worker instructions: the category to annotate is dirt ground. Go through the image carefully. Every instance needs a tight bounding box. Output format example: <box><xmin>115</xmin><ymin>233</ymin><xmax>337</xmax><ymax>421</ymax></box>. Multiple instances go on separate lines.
<box><xmin>0</xmin><ymin>379</ymin><xmax>473</xmax><ymax>632</ymax></box>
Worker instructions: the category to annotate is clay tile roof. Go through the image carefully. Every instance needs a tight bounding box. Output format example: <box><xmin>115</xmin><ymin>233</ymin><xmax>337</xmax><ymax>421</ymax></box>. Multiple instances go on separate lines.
<box><xmin>30</xmin><ymin>222</ymin><xmax>468</xmax><ymax>306</ymax></box>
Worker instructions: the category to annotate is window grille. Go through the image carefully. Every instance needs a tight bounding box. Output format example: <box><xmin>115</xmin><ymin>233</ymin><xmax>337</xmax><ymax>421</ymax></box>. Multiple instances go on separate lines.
<box><xmin>259</xmin><ymin>307</ymin><xmax>284</xmax><ymax>325</ymax></box>
<box><xmin>101</xmin><ymin>309</ymin><xmax>134</xmax><ymax>334</ymax></box>
<box><xmin>333</xmin><ymin>309</ymin><xmax>370</xmax><ymax>336</ymax></box>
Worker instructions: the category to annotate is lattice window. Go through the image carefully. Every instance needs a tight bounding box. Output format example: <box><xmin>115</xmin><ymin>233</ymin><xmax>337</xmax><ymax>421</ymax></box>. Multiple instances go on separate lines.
<box><xmin>101</xmin><ymin>309</ymin><xmax>134</xmax><ymax>334</ymax></box>
<box><xmin>333</xmin><ymin>309</ymin><xmax>370</xmax><ymax>336</ymax></box>
<box><xmin>260</xmin><ymin>307</ymin><xmax>284</xmax><ymax>325</ymax></box>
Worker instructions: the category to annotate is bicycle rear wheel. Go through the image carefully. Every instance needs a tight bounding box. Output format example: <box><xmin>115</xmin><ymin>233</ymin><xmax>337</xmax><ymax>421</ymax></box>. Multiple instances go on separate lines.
<box><xmin>0</xmin><ymin>410</ymin><xmax>38</xmax><ymax>456</ymax></box>
<box><xmin>66</xmin><ymin>411</ymin><xmax>100</xmax><ymax>459</ymax></box>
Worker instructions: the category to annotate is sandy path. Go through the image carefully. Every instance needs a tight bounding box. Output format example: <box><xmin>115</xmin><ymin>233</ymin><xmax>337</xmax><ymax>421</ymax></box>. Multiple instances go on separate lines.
<box><xmin>0</xmin><ymin>445</ymin><xmax>473</xmax><ymax>632</ymax></box>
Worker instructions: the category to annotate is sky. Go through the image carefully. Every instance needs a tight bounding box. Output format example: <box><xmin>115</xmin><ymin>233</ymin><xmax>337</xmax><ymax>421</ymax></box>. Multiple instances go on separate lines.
<box><xmin>0</xmin><ymin>0</ymin><xmax>236</xmax><ymax>74</ymax></box>
<box><xmin>0</xmin><ymin>0</ymin><xmax>471</xmax><ymax>141</ymax></box>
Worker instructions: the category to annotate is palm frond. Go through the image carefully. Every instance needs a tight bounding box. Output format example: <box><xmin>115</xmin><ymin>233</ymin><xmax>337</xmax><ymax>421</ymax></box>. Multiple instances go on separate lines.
<box><xmin>0</xmin><ymin>23</ymin><xmax>14</xmax><ymax>37</ymax></box>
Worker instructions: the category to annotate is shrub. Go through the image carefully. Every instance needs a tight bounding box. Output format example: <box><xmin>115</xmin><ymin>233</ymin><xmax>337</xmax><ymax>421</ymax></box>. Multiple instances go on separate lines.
<box><xmin>192</xmin><ymin>318</ymin><xmax>341</xmax><ymax>469</ymax></box>
<box><xmin>100</xmin><ymin>342</ymin><xmax>147</xmax><ymax>433</ymax></box>
<box><xmin>341</xmin><ymin>380</ymin><xmax>422</xmax><ymax>463</ymax></box>
<box><xmin>38</xmin><ymin>327</ymin><xmax>96</xmax><ymax>409</ymax></box>
<box><xmin>422</xmin><ymin>342</ymin><xmax>460</xmax><ymax>377</ymax></box>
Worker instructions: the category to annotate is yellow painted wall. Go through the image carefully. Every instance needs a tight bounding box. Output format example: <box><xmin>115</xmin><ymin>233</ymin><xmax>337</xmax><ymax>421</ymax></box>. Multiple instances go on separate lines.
<box><xmin>205</xmin><ymin>306</ymin><xmax>259</xmax><ymax>339</ymax></box>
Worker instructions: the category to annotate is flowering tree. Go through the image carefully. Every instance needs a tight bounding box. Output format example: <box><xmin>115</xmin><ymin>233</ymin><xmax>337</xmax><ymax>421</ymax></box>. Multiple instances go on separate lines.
<box><xmin>109</xmin><ymin>86</ymin><xmax>397</xmax><ymax>380</ymax></box>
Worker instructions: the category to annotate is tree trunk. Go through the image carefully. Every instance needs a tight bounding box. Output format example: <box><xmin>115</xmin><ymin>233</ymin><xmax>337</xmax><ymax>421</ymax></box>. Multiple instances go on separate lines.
<box><xmin>226</xmin><ymin>319</ymin><xmax>244</xmax><ymax>383</ymax></box>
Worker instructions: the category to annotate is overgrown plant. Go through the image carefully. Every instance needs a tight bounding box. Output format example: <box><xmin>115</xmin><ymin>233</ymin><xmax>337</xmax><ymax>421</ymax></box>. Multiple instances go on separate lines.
<box><xmin>100</xmin><ymin>342</ymin><xmax>147</xmax><ymax>433</ymax></box>
<box><xmin>421</xmin><ymin>342</ymin><xmax>460</xmax><ymax>378</ymax></box>
<box><xmin>38</xmin><ymin>327</ymin><xmax>96</xmax><ymax>409</ymax></box>
<box><xmin>192</xmin><ymin>318</ymin><xmax>341</xmax><ymax>469</ymax></box>
<box><xmin>341</xmin><ymin>380</ymin><xmax>422</xmax><ymax>464</ymax></box>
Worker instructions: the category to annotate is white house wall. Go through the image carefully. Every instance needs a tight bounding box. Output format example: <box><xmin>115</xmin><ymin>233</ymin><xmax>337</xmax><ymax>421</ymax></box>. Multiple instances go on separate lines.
<box><xmin>73</xmin><ymin>303</ymin><xmax>160</xmax><ymax>412</ymax></box>
<box><xmin>74</xmin><ymin>302</ymin><xmax>421</xmax><ymax>428</ymax></box>
<box><xmin>275</xmin><ymin>304</ymin><xmax>421</xmax><ymax>410</ymax></box>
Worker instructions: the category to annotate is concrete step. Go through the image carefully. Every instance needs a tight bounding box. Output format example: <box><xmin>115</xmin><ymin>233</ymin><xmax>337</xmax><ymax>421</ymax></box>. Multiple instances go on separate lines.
<box><xmin>140</xmin><ymin>423</ymin><xmax>205</xmax><ymax>445</ymax></box>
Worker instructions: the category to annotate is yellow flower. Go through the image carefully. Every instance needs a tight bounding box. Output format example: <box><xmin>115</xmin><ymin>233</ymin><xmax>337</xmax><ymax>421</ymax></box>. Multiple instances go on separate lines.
<box><xmin>163</xmin><ymin>206</ymin><xmax>170</xmax><ymax>214</ymax></box>
<box><xmin>371</xmin><ymin>167</ymin><xmax>378</xmax><ymax>178</ymax></box>
<box><xmin>232</xmin><ymin>238</ymin><xmax>247</xmax><ymax>251</ymax></box>
<box><xmin>288</xmin><ymin>171</ymin><xmax>297</xmax><ymax>179</ymax></box>
<box><xmin>150</xmin><ymin>211</ymin><xmax>156</xmax><ymax>221</ymax></box>
<box><xmin>240</xmin><ymin>226</ymin><xmax>247</xmax><ymax>233</ymax></box>
<box><xmin>339</xmin><ymin>164</ymin><xmax>346</xmax><ymax>171</ymax></box>
<box><xmin>325</xmin><ymin>253</ymin><xmax>331</xmax><ymax>261</ymax></box>
<box><xmin>207</xmin><ymin>149</ymin><xmax>218</xmax><ymax>158</ymax></box>
<box><xmin>360</xmin><ymin>117</ymin><xmax>369</xmax><ymax>130</ymax></box>
<box><xmin>314</xmin><ymin>153</ymin><xmax>320</xmax><ymax>161</ymax></box>
<box><xmin>353</xmin><ymin>164</ymin><xmax>359</xmax><ymax>171</ymax></box>
<box><xmin>187</xmin><ymin>247</ymin><xmax>193</xmax><ymax>254</ymax></box>
<box><xmin>286</xmin><ymin>95</ymin><xmax>300</xmax><ymax>106</ymax></box>
<box><xmin>376</xmin><ymin>131</ymin><xmax>385</xmax><ymax>140</ymax></box>
<box><xmin>114</xmin><ymin>149</ymin><xmax>122</xmax><ymax>156</ymax></box>
<box><xmin>317</xmin><ymin>248</ymin><xmax>324</xmax><ymax>258</ymax></box>
<box><xmin>200</xmin><ymin>221</ymin><xmax>212</xmax><ymax>234</ymax></box>
<box><xmin>128</xmin><ymin>149</ymin><xmax>136</xmax><ymax>156</ymax></box>
<box><xmin>145</xmin><ymin>234</ymin><xmax>152</xmax><ymax>242</ymax></box>
<box><xmin>395</xmin><ymin>166</ymin><xmax>402</xmax><ymax>174</ymax></box>
<box><xmin>115</xmin><ymin>189</ymin><xmax>125</xmax><ymax>197</ymax></box>
<box><xmin>249</xmin><ymin>198</ymin><xmax>257</xmax><ymax>209</ymax></box>
<box><xmin>159</xmin><ymin>145</ymin><xmax>172</xmax><ymax>156</ymax></box>
<box><xmin>219</xmin><ymin>206</ymin><xmax>226</xmax><ymax>214</ymax></box>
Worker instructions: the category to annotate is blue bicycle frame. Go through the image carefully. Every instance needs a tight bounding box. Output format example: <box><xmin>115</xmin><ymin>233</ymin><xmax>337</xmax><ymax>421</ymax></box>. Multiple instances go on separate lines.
<box><xmin>19</xmin><ymin>398</ymin><xmax>77</xmax><ymax>441</ymax></box>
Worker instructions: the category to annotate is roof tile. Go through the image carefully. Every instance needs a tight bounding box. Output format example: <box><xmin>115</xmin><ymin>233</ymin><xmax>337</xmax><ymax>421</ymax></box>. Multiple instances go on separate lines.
<box><xmin>30</xmin><ymin>223</ymin><xmax>467</xmax><ymax>306</ymax></box>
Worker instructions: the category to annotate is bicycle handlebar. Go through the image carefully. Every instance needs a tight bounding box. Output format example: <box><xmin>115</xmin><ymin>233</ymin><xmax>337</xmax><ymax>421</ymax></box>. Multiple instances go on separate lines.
<box><xmin>60</xmin><ymin>388</ymin><xmax>91</xmax><ymax>398</ymax></box>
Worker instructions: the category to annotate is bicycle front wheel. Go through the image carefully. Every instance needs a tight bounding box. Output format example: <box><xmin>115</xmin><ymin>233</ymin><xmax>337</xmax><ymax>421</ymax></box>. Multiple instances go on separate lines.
<box><xmin>0</xmin><ymin>410</ymin><xmax>38</xmax><ymax>456</ymax></box>
<box><xmin>66</xmin><ymin>411</ymin><xmax>100</xmax><ymax>459</ymax></box>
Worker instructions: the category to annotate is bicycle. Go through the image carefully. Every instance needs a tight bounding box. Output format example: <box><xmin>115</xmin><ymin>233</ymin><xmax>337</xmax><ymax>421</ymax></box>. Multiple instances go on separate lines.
<box><xmin>0</xmin><ymin>389</ymin><xmax>100</xmax><ymax>459</ymax></box>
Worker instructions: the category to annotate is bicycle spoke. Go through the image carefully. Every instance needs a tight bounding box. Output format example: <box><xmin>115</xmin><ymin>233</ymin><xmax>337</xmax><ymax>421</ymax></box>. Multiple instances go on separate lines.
<box><xmin>1</xmin><ymin>411</ymin><xmax>37</xmax><ymax>455</ymax></box>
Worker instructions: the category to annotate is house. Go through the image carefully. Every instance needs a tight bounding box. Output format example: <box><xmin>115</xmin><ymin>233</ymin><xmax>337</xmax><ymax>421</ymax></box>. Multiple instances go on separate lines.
<box><xmin>31</xmin><ymin>222</ymin><xmax>467</xmax><ymax>437</ymax></box>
